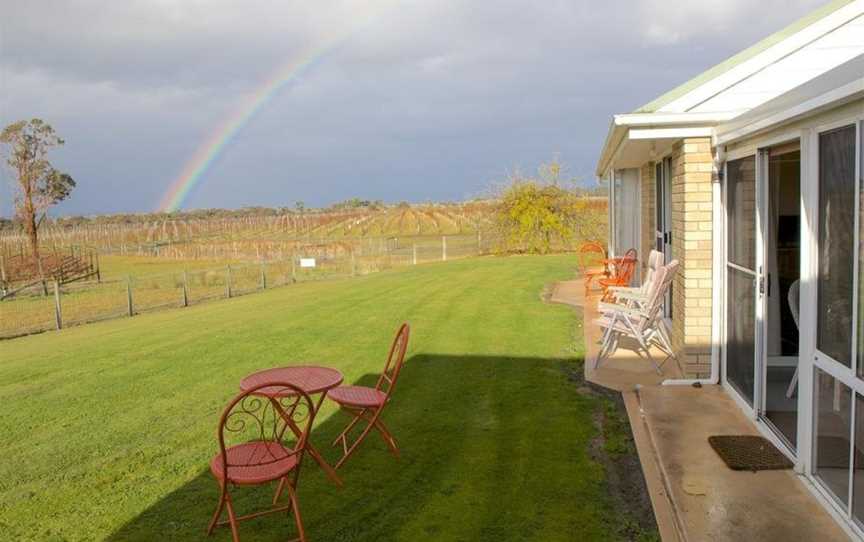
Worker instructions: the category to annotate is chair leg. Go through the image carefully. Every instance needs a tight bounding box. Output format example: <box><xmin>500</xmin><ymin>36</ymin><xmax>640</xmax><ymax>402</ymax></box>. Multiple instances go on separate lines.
<box><xmin>207</xmin><ymin>487</ymin><xmax>227</xmax><ymax>536</ymax></box>
<box><xmin>273</xmin><ymin>477</ymin><xmax>288</xmax><ymax>506</ymax></box>
<box><xmin>331</xmin><ymin>409</ymin><xmax>365</xmax><ymax>448</ymax></box>
<box><xmin>336</xmin><ymin>423</ymin><xmax>375</xmax><ymax>469</ymax></box>
<box><xmin>372</xmin><ymin>417</ymin><xmax>399</xmax><ymax>458</ymax></box>
<box><xmin>225</xmin><ymin>492</ymin><xmax>240</xmax><ymax>542</ymax></box>
<box><xmin>640</xmin><ymin>339</ymin><xmax>662</xmax><ymax>375</ymax></box>
<box><xmin>786</xmin><ymin>367</ymin><xmax>799</xmax><ymax>399</ymax></box>
<box><xmin>286</xmin><ymin>480</ymin><xmax>306</xmax><ymax>542</ymax></box>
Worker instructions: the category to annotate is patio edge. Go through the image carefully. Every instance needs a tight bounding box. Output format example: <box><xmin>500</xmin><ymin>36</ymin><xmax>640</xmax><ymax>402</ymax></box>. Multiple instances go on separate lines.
<box><xmin>622</xmin><ymin>389</ymin><xmax>686</xmax><ymax>542</ymax></box>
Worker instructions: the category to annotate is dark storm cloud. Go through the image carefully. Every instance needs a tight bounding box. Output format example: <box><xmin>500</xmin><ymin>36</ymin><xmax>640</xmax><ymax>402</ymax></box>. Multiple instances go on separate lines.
<box><xmin>0</xmin><ymin>0</ymin><xmax>827</xmax><ymax>215</ymax></box>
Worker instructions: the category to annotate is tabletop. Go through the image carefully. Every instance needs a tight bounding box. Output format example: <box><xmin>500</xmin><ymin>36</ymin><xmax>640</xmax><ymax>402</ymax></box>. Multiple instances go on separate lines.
<box><xmin>240</xmin><ymin>365</ymin><xmax>344</xmax><ymax>397</ymax></box>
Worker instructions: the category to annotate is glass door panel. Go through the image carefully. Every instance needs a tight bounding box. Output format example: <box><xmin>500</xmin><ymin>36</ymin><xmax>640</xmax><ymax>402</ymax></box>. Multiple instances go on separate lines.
<box><xmin>815</xmin><ymin>368</ymin><xmax>853</xmax><ymax>508</ymax></box>
<box><xmin>817</xmin><ymin>125</ymin><xmax>856</xmax><ymax>367</ymax></box>
<box><xmin>728</xmin><ymin>267</ymin><xmax>757</xmax><ymax>404</ymax></box>
<box><xmin>762</xmin><ymin>145</ymin><xmax>801</xmax><ymax>449</ymax></box>
<box><xmin>812</xmin><ymin>122</ymin><xmax>861</xmax><ymax>519</ymax></box>
<box><xmin>726</xmin><ymin>155</ymin><xmax>758</xmax><ymax>406</ymax></box>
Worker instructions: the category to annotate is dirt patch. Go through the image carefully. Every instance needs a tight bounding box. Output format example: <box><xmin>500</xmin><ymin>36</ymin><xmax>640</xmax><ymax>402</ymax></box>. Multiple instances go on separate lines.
<box><xmin>565</xmin><ymin>363</ymin><xmax>660</xmax><ymax>541</ymax></box>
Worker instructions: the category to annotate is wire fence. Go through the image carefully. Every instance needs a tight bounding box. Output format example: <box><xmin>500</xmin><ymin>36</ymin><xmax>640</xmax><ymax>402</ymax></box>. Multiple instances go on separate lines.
<box><xmin>1</xmin><ymin>234</ymin><xmax>505</xmax><ymax>339</ymax></box>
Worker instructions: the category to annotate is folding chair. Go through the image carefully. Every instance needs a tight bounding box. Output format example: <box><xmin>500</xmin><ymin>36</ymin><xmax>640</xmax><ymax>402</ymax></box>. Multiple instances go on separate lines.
<box><xmin>604</xmin><ymin>250</ymin><xmax>664</xmax><ymax>308</ymax></box>
<box><xmin>577</xmin><ymin>241</ymin><xmax>608</xmax><ymax>295</ymax></box>
<box><xmin>207</xmin><ymin>382</ymin><xmax>317</xmax><ymax>542</ymax></box>
<box><xmin>594</xmin><ymin>260</ymin><xmax>679</xmax><ymax>374</ymax></box>
<box><xmin>327</xmin><ymin>323</ymin><xmax>410</xmax><ymax>469</ymax></box>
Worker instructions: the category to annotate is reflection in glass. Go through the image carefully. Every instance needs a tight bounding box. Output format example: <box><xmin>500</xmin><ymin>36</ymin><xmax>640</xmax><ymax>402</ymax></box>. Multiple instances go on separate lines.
<box><xmin>727</xmin><ymin>156</ymin><xmax>757</xmax><ymax>269</ymax></box>
<box><xmin>727</xmin><ymin>268</ymin><xmax>756</xmax><ymax>405</ymax></box>
<box><xmin>854</xmin><ymin>395</ymin><xmax>864</xmax><ymax>525</ymax></box>
<box><xmin>763</xmin><ymin>146</ymin><xmax>800</xmax><ymax>449</ymax></box>
<box><xmin>818</xmin><ymin>125</ymin><xmax>856</xmax><ymax>367</ymax></box>
<box><xmin>815</xmin><ymin>368</ymin><xmax>853</xmax><ymax>507</ymax></box>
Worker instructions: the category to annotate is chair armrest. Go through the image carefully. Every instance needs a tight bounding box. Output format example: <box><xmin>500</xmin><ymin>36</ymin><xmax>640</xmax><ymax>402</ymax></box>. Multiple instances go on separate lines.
<box><xmin>608</xmin><ymin>289</ymin><xmax>648</xmax><ymax>301</ymax></box>
<box><xmin>598</xmin><ymin>302</ymin><xmax>646</xmax><ymax>319</ymax></box>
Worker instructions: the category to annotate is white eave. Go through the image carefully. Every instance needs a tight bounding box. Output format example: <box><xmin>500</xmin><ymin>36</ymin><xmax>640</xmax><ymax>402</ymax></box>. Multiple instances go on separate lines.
<box><xmin>595</xmin><ymin>112</ymin><xmax>740</xmax><ymax>176</ymax></box>
<box><xmin>716</xmin><ymin>54</ymin><xmax>864</xmax><ymax>145</ymax></box>
<box><xmin>595</xmin><ymin>1</ymin><xmax>864</xmax><ymax>177</ymax></box>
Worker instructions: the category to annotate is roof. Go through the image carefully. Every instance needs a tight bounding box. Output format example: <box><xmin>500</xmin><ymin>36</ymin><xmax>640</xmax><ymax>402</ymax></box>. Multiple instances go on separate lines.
<box><xmin>596</xmin><ymin>0</ymin><xmax>864</xmax><ymax>176</ymax></box>
<box><xmin>715</xmin><ymin>54</ymin><xmax>864</xmax><ymax>144</ymax></box>
<box><xmin>635</xmin><ymin>0</ymin><xmax>856</xmax><ymax>113</ymax></box>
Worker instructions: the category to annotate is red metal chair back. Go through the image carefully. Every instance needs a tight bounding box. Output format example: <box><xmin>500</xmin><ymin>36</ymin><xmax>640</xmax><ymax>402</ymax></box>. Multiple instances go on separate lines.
<box><xmin>375</xmin><ymin>323</ymin><xmax>411</xmax><ymax>399</ymax></box>
<box><xmin>577</xmin><ymin>241</ymin><xmax>606</xmax><ymax>273</ymax></box>
<box><xmin>613</xmin><ymin>248</ymin><xmax>638</xmax><ymax>285</ymax></box>
<box><xmin>215</xmin><ymin>382</ymin><xmax>317</xmax><ymax>480</ymax></box>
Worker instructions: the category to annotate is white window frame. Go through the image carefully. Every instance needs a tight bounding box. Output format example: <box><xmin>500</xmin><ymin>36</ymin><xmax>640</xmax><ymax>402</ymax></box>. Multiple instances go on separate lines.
<box><xmin>807</xmin><ymin>114</ymin><xmax>864</xmax><ymax>531</ymax></box>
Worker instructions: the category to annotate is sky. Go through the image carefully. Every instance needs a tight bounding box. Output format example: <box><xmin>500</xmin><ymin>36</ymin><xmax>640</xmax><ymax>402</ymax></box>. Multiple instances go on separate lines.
<box><xmin>0</xmin><ymin>0</ymin><xmax>828</xmax><ymax>216</ymax></box>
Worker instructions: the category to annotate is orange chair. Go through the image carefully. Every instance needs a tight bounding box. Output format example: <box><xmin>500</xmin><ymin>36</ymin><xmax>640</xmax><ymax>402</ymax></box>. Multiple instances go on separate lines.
<box><xmin>207</xmin><ymin>382</ymin><xmax>317</xmax><ymax>542</ymax></box>
<box><xmin>327</xmin><ymin>323</ymin><xmax>410</xmax><ymax>469</ymax></box>
<box><xmin>599</xmin><ymin>248</ymin><xmax>638</xmax><ymax>301</ymax></box>
<box><xmin>577</xmin><ymin>241</ymin><xmax>608</xmax><ymax>295</ymax></box>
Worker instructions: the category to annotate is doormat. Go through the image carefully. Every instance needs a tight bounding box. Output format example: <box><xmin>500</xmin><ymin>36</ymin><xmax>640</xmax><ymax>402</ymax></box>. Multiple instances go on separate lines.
<box><xmin>708</xmin><ymin>435</ymin><xmax>793</xmax><ymax>471</ymax></box>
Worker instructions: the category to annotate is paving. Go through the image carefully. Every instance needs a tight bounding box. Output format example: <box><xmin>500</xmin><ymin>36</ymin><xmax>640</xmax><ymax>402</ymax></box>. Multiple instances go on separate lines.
<box><xmin>550</xmin><ymin>279</ymin><xmax>851</xmax><ymax>542</ymax></box>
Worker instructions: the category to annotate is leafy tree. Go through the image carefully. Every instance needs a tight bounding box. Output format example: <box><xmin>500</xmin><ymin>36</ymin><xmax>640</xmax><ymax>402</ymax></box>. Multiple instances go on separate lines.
<box><xmin>494</xmin><ymin>159</ymin><xmax>598</xmax><ymax>254</ymax></box>
<box><xmin>497</xmin><ymin>182</ymin><xmax>575</xmax><ymax>253</ymax></box>
<box><xmin>0</xmin><ymin>119</ymin><xmax>76</xmax><ymax>271</ymax></box>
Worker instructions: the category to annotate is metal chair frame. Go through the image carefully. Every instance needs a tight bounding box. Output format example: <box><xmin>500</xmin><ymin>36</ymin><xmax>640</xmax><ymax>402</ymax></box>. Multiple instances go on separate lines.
<box><xmin>599</xmin><ymin>248</ymin><xmax>638</xmax><ymax>301</ymax></box>
<box><xmin>208</xmin><ymin>381</ymin><xmax>317</xmax><ymax>542</ymax></box>
<box><xmin>595</xmin><ymin>260</ymin><xmax>679</xmax><ymax>374</ymax></box>
<box><xmin>578</xmin><ymin>241</ymin><xmax>609</xmax><ymax>295</ymax></box>
<box><xmin>604</xmin><ymin>249</ymin><xmax>664</xmax><ymax>308</ymax></box>
<box><xmin>328</xmin><ymin>323</ymin><xmax>410</xmax><ymax>469</ymax></box>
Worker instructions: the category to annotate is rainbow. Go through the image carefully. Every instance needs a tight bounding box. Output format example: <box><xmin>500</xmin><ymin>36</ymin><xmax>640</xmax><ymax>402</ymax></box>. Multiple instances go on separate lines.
<box><xmin>157</xmin><ymin>5</ymin><xmax>392</xmax><ymax>212</ymax></box>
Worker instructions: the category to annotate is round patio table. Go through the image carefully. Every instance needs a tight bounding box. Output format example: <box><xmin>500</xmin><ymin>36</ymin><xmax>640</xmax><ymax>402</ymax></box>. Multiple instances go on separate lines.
<box><xmin>240</xmin><ymin>365</ymin><xmax>344</xmax><ymax>486</ymax></box>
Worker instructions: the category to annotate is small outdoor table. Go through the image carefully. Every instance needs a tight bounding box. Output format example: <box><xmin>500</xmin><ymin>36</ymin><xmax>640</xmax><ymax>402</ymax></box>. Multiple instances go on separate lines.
<box><xmin>240</xmin><ymin>365</ymin><xmax>344</xmax><ymax>487</ymax></box>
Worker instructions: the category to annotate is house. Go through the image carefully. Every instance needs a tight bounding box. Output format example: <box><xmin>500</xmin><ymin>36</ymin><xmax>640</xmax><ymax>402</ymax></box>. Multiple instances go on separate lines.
<box><xmin>595</xmin><ymin>0</ymin><xmax>864</xmax><ymax>536</ymax></box>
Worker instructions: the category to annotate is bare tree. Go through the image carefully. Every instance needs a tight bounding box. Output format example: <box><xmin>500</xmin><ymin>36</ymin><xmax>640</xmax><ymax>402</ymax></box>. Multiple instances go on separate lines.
<box><xmin>0</xmin><ymin>119</ymin><xmax>76</xmax><ymax>275</ymax></box>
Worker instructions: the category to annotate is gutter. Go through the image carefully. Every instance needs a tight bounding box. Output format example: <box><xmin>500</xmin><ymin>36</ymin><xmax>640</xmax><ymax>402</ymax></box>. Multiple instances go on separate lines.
<box><xmin>595</xmin><ymin>111</ymin><xmax>742</xmax><ymax>178</ymax></box>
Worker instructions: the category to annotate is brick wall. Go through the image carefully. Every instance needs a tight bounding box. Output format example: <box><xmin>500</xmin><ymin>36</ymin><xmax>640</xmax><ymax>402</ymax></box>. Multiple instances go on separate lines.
<box><xmin>669</xmin><ymin>138</ymin><xmax>715</xmax><ymax>378</ymax></box>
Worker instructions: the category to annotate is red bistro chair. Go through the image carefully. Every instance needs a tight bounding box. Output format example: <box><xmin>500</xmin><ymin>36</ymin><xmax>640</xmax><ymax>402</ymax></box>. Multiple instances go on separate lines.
<box><xmin>599</xmin><ymin>248</ymin><xmax>638</xmax><ymax>301</ymax></box>
<box><xmin>207</xmin><ymin>382</ymin><xmax>317</xmax><ymax>542</ymax></box>
<box><xmin>578</xmin><ymin>241</ymin><xmax>608</xmax><ymax>295</ymax></box>
<box><xmin>327</xmin><ymin>323</ymin><xmax>410</xmax><ymax>469</ymax></box>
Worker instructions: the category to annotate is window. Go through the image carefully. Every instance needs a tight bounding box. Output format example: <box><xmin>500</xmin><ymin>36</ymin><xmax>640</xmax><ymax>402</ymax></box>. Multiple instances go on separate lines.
<box><xmin>815</xmin><ymin>368</ymin><xmax>853</xmax><ymax>507</ymax></box>
<box><xmin>817</xmin><ymin>125</ymin><xmax>857</xmax><ymax>367</ymax></box>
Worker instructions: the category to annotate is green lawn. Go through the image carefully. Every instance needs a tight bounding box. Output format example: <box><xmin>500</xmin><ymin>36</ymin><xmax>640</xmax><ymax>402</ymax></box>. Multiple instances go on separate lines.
<box><xmin>0</xmin><ymin>255</ymin><xmax>655</xmax><ymax>541</ymax></box>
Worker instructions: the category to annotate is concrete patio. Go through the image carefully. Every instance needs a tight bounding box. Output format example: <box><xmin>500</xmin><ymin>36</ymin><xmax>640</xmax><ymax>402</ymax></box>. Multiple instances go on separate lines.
<box><xmin>550</xmin><ymin>279</ymin><xmax>851</xmax><ymax>542</ymax></box>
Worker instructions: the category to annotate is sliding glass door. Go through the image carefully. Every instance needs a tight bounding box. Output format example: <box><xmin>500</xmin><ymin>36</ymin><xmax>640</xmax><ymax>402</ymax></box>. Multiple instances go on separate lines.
<box><xmin>811</xmin><ymin>121</ymin><xmax>864</xmax><ymax>527</ymax></box>
<box><xmin>656</xmin><ymin>158</ymin><xmax>673</xmax><ymax>317</ymax></box>
<box><xmin>725</xmin><ymin>155</ymin><xmax>759</xmax><ymax>406</ymax></box>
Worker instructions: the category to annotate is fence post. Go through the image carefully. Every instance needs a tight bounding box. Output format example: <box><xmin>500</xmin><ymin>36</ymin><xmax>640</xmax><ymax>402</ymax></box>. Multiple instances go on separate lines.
<box><xmin>477</xmin><ymin>230</ymin><xmax>482</xmax><ymax>254</ymax></box>
<box><xmin>0</xmin><ymin>252</ymin><xmax>6</xmax><ymax>282</ymax></box>
<box><xmin>442</xmin><ymin>236</ymin><xmax>447</xmax><ymax>261</ymax></box>
<box><xmin>413</xmin><ymin>244</ymin><xmax>417</xmax><ymax>265</ymax></box>
<box><xmin>53</xmin><ymin>280</ymin><xmax>62</xmax><ymax>330</ymax></box>
<box><xmin>260</xmin><ymin>262</ymin><xmax>267</xmax><ymax>290</ymax></box>
<box><xmin>182</xmin><ymin>270</ymin><xmax>189</xmax><ymax>307</ymax></box>
<box><xmin>291</xmin><ymin>253</ymin><xmax>297</xmax><ymax>283</ymax></box>
<box><xmin>351</xmin><ymin>249</ymin><xmax>356</xmax><ymax>277</ymax></box>
<box><xmin>226</xmin><ymin>265</ymin><xmax>233</xmax><ymax>298</ymax></box>
<box><xmin>126</xmin><ymin>275</ymin><xmax>134</xmax><ymax>317</ymax></box>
